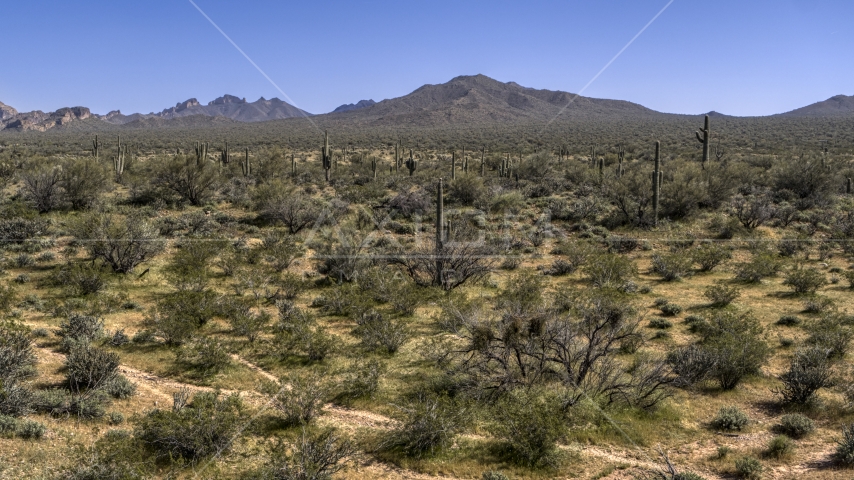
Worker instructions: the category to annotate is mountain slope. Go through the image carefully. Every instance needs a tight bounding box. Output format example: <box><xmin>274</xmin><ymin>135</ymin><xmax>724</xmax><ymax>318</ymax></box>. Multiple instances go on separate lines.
<box><xmin>333</xmin><ymin>99</ymin><xmax>376</xmax><ymax>113</ymax></box>
<box><xmin>323</xmin><ymin>74</ymin><xmax>661</xmax><ymax>126</ymax></box>
<box><xmin>780</xmin><ymin>94</ymin><xmax>854</xmax><ymax>117</ymax></box>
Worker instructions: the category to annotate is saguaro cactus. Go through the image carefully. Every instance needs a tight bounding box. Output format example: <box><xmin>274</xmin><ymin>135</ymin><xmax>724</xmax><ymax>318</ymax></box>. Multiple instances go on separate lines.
<box><xmin>240</xmin><ymin>148</ymin><xmax>251</xmax><ymax>177</ymax></box>
<box><xmin>291</xmin><ymin>153</ymin><xmax>296</xmax><ymax>176</ymax></box>
<box><xmin>394</xmin><ymin>141</ymin><xmax>401</xmax><ymax>172</ymax></box>
<box><xmin>92</xmin><ymin>135</ymin><xmax>101</xmax><ymax>159</ymax></box>
<box><xmin>847</xmin><ymin>177</ymin><xmax>852</xmax><ymax>195</ymax></box>
<box><xmin>435</xmin><ymin>178</ymin><xmax>445</xmax><ymax>284</ymax></box>
<box><xmin>113</xmin><ymin>143</ymin><xmax>125</xmax><ymax>179</ymax></box>
<box><xmin>451</xmin><ymin>151</ymin><xmax>456</xmax><ymax>180</ymax></box>
<box><xmin>405</xmin><ymin>150</ymin><xmax>417</xmax><ymax>176</ymax></box>
<box><xmin>616</xmin><ymin>145</ymin><xmax>625</xmax><ymax>179</ymax></box>
<box><xmin>696</xmin><ymin>114</ymin><xmax>710</xmax><ymax>170</ymax></box>
<box><xmin>221</xmin><ymin>141</ymin><xmax>230</xmax><ymax>164</ymax></box>
<box><xmin>194</xmin><ymin>142</ymin><xmax>208</xmax><ymax>165</ymax></box>
<box><xmin>652</xmin><ymin>141</ymin><xmax>662</xmax><ymax>227</ymax></box>
<box><xmin>371</xmin><ymin>157</ymin><xmax>378</xmax><ymax>180</ymax></box>
<box><xmin>321</xmin><ymin>130</ymin><xmax>332</xmax><ymax>182</ymax></box>
<box><xmin>480</xmin><ymin>146</ymin><xmax>486</xmax><ymax>177</ymax></box>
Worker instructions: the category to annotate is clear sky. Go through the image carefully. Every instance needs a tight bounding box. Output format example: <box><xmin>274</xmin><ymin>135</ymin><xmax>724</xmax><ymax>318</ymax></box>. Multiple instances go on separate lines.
<box><xmin>1</xmin><ymin>0</ymin><xmax>851</xmax><ymax>117</ymax></box>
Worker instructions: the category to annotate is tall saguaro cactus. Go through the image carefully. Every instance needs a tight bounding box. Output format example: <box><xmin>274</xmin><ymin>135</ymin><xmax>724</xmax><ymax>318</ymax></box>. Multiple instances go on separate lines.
<box><xmin>696</xmin><ymin>114</ymin><xmax>710</xmax><ymax>170</ymax></box>
<box><xmin>451</xmin><ymin>151</ymin><xmax>456</xmax><ymax>180</ymax></box>
<box><xmin>291</xmin><ymin>152</ymin><xmax>296</xmax><ymax>176</ymax></box>
<box><xmin>616</xmin><ymin>145</ymin><xmax>625</xmax><ymax>179</ymax></box>
<box><xmin>405</xmin><ymin>150</ymin><xmax>417</xmax><ymax>176</ymax></box>
<box><xmin>221</xmin><ymin>141</ymin><xmax>230</xmax><ymax>165</ymax></box>
<box><xmin>113</xmin><ymin>141</ymin><xmax>126</xmax><ymax>180</ymax></box>
<box><xmin>652</xmin><ymin>141</ymin><xmax>662</xmax><ymax>227</ymax></box>
<box><xmin>240</xmin><ymin>148</ymin><xmax>251</xmax><ymax>177</ymax></box>
<box><xmin>370</xmin><ymin>156</ymin><xmax>378</xmax><ymax>180</ymax></box>
<box><xmin>480</xmin><ymin>146</ymin><xmax>486</xmax><ymax>177</ymax></box>
<box><xmin>321</xmin><ymin>130</ymin><xmax>332</xmax><ymax>182</ymax></box>
<box><xmin>435</xmin><ymin>178</ymin><xmax>445</xmax><ymax>285</ymax></box>
<box><xmin>92</xmin><ymin>135</ymin><xmax>101</xmax><ymax>159</ymax></box>
<box><xmin>590</xmin><ymin>146</ymin><xmax>597</xmax><ymax>168</ymax></box>
<box><xmin>194</xmin><ymin>142</ymin><xmax>208</xmax><ymax>165</ymax></box>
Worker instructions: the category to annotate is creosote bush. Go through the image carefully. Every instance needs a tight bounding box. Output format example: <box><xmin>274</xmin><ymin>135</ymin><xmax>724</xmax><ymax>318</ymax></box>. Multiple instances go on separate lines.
<box><xmin>711</xmin><ymin>406</ymin><xmax>749</xmax><ymax>431</ymax></box>
<box><xmin>382</xmin><ymin>394</ymin><xmax>469</xmax><ymax>458</ymax></box>
<box><xmin>260</xmin><ymin>427</ymin><xmax>354</xmax><ymax>480</ymax></box>
<box><xmin>778</xmin><ymin>413</ymin><xmax>814</xmax><ymax>439</ymax></box>
<box><xmin>784</xmin><ymin>267</ymin><xmax>828</xmax><ymax>295</ymax></box>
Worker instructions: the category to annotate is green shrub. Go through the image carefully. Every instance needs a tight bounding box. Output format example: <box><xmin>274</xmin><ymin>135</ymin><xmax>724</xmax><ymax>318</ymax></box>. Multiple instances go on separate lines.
<box><xmin>57</xmin><ymin>313</ymin><xmax>104</xmax><ymax>351</ymax></box>
<box><xmin>649</xmin><ymin>318</ymin><xmax>673</xmax><ymax>329</ymax></box>
<box><xmin>651</xmin><ymin>253</ymin><xmax>694</xmax><ymax>281</ymax></box>
<box><xmin>703</xmin><ymin>284</ymin><xmax>741</xmax><ymax>307</ymax></box>
<box><xmin>667</xmin><ymin>345</ymin><xmax>716</xmax><ymax>388</ymax></box>
<box><xmin>261</xmin><ymin>427</ymin><xmax>354</xmax><ymax>480</ymax></box>
<box><xmin>14</xmin><ymin>418</ymin><xmax>45</xmax><ymax>439</ymax></box>
<box><xmin>778</xmin><ymin>413</ymin><xmax>814</xmax><ymax>438</ymax></box>
<box><xmin>262</xmin><ymin>372</ymin><xmax>330</xmax><ymax>426</ymax></box>
<box><xmin>803</xmin><ymin>296</ymin><xmax>835</xmax><ymax>314</ymax></box>
<box><xmin>660</xmin><ymin>303</ymin><xmax>683</xmax><ymax>316</ymax></box>
<box><xmin>382</xmin><ymin>394</ymin><xmax>468</xmax><ymax>458</ymax></box>
<box><xmin>735</xmin><ymin>455</ymin><xmax>763</xmax><ymax>479</ymax></box>
<box><xmin>766</xmin><ymin>435</ymin><xmax>794</xmax><ymax>459</ymax></box>
<box><xmin>806</xmin><ymin>315</ymin><xmax>853</xmax><ymax>359</ymax></box>
<box><xmin>700</xmin><ymin>311</ymin><xmax>770</xmax><ymax>390</ymax></box>
<box><xmin>482</xmin><ymin>471</ymin><xmax>510</xmax><ymax>480</ymax></box>
<box><xmin>105</xmin><ymin>374</ymin><xmax>136</xmax><ymax>399</ymax></box>
<box><xmin>53</xmin><ymin>261</ymin><xmax>109</xmax><ymax>297</ymax></box>
<box><xmin>583</xmin><ymin>253</ymin><xmax>636</xmax><ymax>288</ymax></box>
<box><xmin>107</xmin><ymin>411</ymin><xmax>125</xmax><ymax>425</ymax></box>
<box><xmin>135</xmin><ymin>391</ymin><xmax>246</xmax><ymax>463</ymax></box>
<box><xmin>673</xmin><ymin>473</ymin><xmax>707</xmax><ymax>480</ymax></box>
<box><xmin>776</xmin><ymin>346</ymin><xmax>832</xmax><ymax>405</ymax></box>
<box><xmin>65</xmin><ymin>344</ymin><xmax>119</xmax><ymax>392</ymax></box>
<box><xmin>0</xmin><ymin>414</ymin><xmax>16</xmax><ymax>435</ymax></box>
<box><xmin>489</xmin><ymin>389</ymin><xmax>566</xmax><ymax>468</ymax></box>
<box><xmin>836</xmin><ymin>423</ymin><xmax>854</xmax><ymax>465</ymax></box>
<box><xmin>711</xmin><ymin>406</ymin><xmax>749</xmax><ymax>431</ymax></box>
<box><xmin>784</xmin><ymin>267</ymin><xmax>828</xmax><ymax>295</ymax></box>
<box><xmin>691</xmin><ymin>243</ymin><xmax>732</xmax><ymax>272</ymax></box>
<box><xmin>356</xmin><ymin>311</ymin><xmax>409</xmax><ymax>354</ymax></box>
<box><xmin>335</xmin><ymin>359</ymin><xmax>385</xmax><ymax>406</ymax></box>
<box><xmin>735</xmin><ymin>254</ymin><xmax>782</xmax><ymax>282</ymax></box>
<box><xmin>176</xmin><ymin>336</ymin><xmax>232</xmax><ymax>376</ymax></box>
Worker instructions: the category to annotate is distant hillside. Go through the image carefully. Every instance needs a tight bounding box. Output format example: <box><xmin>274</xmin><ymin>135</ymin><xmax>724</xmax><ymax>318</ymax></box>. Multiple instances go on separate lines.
<box><xmin>332</xmin><ymin>99</ymin><xmax>376</xmax><ymax>113</ymax></box>
<box><xmin>780</xmin><ymin>94</ymin><xmax>854</xmax><ymax>117</ymax></box>
<box><xmin>320</xmin><ymin>74</ymin><xmax>661</xmax><ymax>127</ymax></box>
<box><xmin>101</xmin><ymin>94</ymin><xmax>311</xmax><ymax>124</ymax></box>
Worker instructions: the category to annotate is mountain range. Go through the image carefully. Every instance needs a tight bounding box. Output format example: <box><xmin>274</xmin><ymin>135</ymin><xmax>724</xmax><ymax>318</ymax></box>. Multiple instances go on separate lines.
<box><xmin>2</xmin><ymin>74</ymin><xmax>854</xmax><ymax>132</ymax></box>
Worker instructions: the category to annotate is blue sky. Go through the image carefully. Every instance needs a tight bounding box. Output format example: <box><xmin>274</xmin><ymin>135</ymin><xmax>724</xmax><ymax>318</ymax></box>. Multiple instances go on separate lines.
<box><xmin>1</xmin><ymin>0</ymin><xmax>851</xmax><ymax>116</ymax></box>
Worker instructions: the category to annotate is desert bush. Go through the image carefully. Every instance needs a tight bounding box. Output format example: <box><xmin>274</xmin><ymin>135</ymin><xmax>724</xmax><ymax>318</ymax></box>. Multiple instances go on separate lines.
<box><xmin>778</xmin><ymin>413</ymin><xmax>814</xmax><ymax>438</ymax></box>
<box><xmin>583</xmin><ymin>253</ymin><xmax>636</xmax><ymax>288</ymax></box>
<box><xmin>805</xmin><ymin>314</ymin><xmax>852</xmax><ymax>359</ymax></box>
<box><xmin>262</xmin><ymin>372</ymin><xmax>330</xmax><ymax>426</ymax></box>
<box><xmin>667</xmin><ymin>345</ymin><xmax>717</xmax><ymax>388</ymax></box>
<box><xmin>107</xmin><ymin>411</ymin><xmax>125</xmax><ymax>425</ymax></box>
<box><xmin>735</xmin><ymin>253</ymin><xmax>782</xmax><ymax>282</ymax></box>
<box><xmin>700</xmin><ymin>312</ymin><xmax>770</xmax><ymax>390</ymax></box>
<box><xmin>836</xmin><ymin>423</ymin><xmax>854</xmax><ymax>465</ymax></box>
<box><xmin>57</xmin><ymin>313</ymin><xmax>104</xmax><ymax>351</ymax></box>
<box><xmin>0</xmin><ymin>324</ymin><xmax>36</xmax><ymax>384</ymax></box>
<box><xmin>61</xmin><ymin>157</ymin><xmax>109</xmax><ymax>210</ymax></box>
<box><xmin>691</xmin><ymin>243</ymin><xmax>732</xmax><ymax>272</ymax></box>
<box><xmin>388</xmin><ymin>188</ymin><xmax>431</xmax><ymax>218</ymax></box>
<box><xmin>15</xmin><ymin>418</ymin><xmax>46</xmax><ymax>439</ymax></box>
<box><xmin>152</xmin><ymin>154</ymin><xmax>221</xmax><ymax>206</ymax></box>
<box><xmin>392</xmin><ymin>235</ymin><xmax>496</xmax><ymax>291</ymax></box>
<box><xmin>19</xmin><ymin>159</ymin><xmax>64</xmax><ymax>213</ymax></box>
<box><xmin>261</xmin><ymin>427</ymin><xmax>354</xmax><ymax>480</ymax></box>
<box><xmin>660</xmin><ymin>303</ymin><xmax>683</xmax><ymax>316</ymax></box>
<box><xmin>145</xmin><ymin>290</ymin><xmax>219</xmax><ymax>345</ymax></box>
<box><xmin>165</xmin><ymin>237</ymin><xmax>228</xmax><ymax>291</ymax></box>
<box><xmin>254</xmin><ymin>181</ymin><xmax>324</xmax><ymax>233</ymax></box>
<box><xmin>278</xmin><ymin>272</ymin><xmax>308</xmax><ymax>301</ymax></box>
<box><xmin>176</xmin><ymin>336</ymin><xmax>232</xmax><ymax>376</ymax></box>
<box><xmin>105</xmin><ymin>374</ymin><xmax>136</xmax><ymax>399</ymax></box>
<box><xmin>382</xmin><ymin>394</ymin><xmax>468</xmax><ymax>458</ymax></box>
<box><xmin>33</xmin><ymin>387</ymin><xmax>108</xmax><ymax>419</ymax></box>
<box><xmin>651</xmin><ymin>253</ymin><xmax>693</xmax><ymax>281</ymax></box>
<box><xmin>356</xmin><ymin>311</ymin><xmax>409</xmax><ymax>354</ymax></box>
<box><xmin>223</xmin><ymin>299</ymin><xmax>270</xmax><ymax>343</ymax></box>
<box><xmin>108</xmin><ymin>329</ymin><xmax>130</xmax><ymax>347</ymax></box>
<box><xmin>703</xmin><ymin>284</ymin><xmax>741</xmax><ymax>307</ymax></box>
<box><xmin>135</xmin><ymin>391</ymin><xmax>246</xmax><ymax>463</ymax></box>
<box><xmin>0</xmin><ymin>217</ymin><xmax>49</xmax><ymax>245</ymax></box>
<box><xmin>448</xmin><ymin>174</ymin><xmax>488</xmax><ymax>206</ymax></box>
<box><xmin>766</xmin><ymin>434</ymin><xmax>795</xmax><ymax>459</ymax></box>
<box><xmin>260</xmin><ymin>229</ymin><xmax>303</xmax><ymax>272</ymax></box>
<box><xmin>53</xmin><ymin>261</ymin><xmax>109</xmax><ymax>297</ymax></box>
<box><xmin>0</xmin><ymin>380</ymin><xmax>35</xmax><ymax>417</ymax></box>
<box><xmin>481</xmin><ymin>471</ymin><xmax>510</xmax><ymax>480</ymax></box>
<box><xmin>71</xmin><ymin>213</ymin><xmax>164</xmax><ymax>273</ymax></box>
<box><xmin>776</xmin><ymin>346</ymin><xmax>832</xmax><ymax>405</ymax></box>
<box><xmin>65</xmin><ymin>344</ymin><xmax>119</xmax><ymax>392</ymax></box>
<box><xmin>335</xmin><ymin>359</ymin><xmax>385</xmax><ymax>406</ymax></box>
<box><xmin>649</xmin><ymin>318</ymin><xmax>672</xmax><ymax>329</ymax></box>
<box><xmin>784</xmin><ymin>267</ymin><xmax>828</xmax><ymax>295</ymax></box>
<box><xmin>711</xmin><ymin>406</ymin><xmax>749</xmax><ymax>431</ymax></box>
<box><xmin>803</xmin><ymin>295</ymin><xmax>835</xmax><ymax>314</ymax></box>
<box><xmin>489</xmin><ymin>389</ymin><xmax>566</xmax><ymax>468</ymax></box>
<box><xmin>735</xmin><ymin>455</ymin><xmax>763</xmax><ymax>479</ymax></box>
<box><xmin>729</xmin><ymin>193</ymin><xmax>775</xmax><ymax>229</ymax></box>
